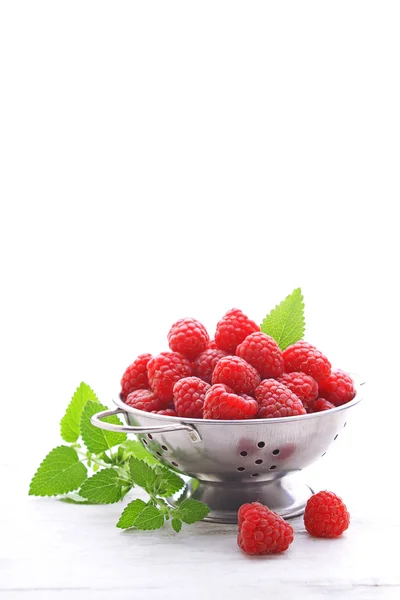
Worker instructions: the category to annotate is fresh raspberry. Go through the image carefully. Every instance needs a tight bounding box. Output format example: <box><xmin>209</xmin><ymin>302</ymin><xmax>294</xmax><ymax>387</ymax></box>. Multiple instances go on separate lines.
<box><xmin>212</xmin><ymin>355</ymin><xmax>260</xmax><ymax>395</ymax></box>
<box><xmin>203</xmin><ymin>384</ymin><xmax>258</xmax><ymax>420</ymax></box>
<box><xmin>155</xmin><ymin>408</ymin><xmax>178</xmax><ymax>416</ymax></box>
<box><xmin>120</xmin><ymin>353</ymin><xmax>152</xmax><ymax>399</ymax></box>
<box><xmin>173</xmin><ymin>377</ymin><xmax>210</xmax><ymax>418</ymax></box>
<box><xmin>214</xmin><ymin>308</ymin><xmax>260</xmax><ymax>353</ymax></box>
<box><xmin>318</xmin><ymin>370</ymin><xmax>356</xmax><ymax>406</ymax></box>
<box><xmin>255</xmin><ymin>379</ymin><xmax>306</xmax><ymax>418</ymax></box>
<box><xmin>147</xmin><ymin>352</ymin><xmax>192</xmax><ymax>402</ymax></box>
<box><xmin>193</xmin><ymin>348</ymin><xmax>229</xmax><ymax>384</ymax></box>
<box><xmin>277</xmin><ymin>372</ymin><xmax>318</xmax><ymax>405</ymax></box>
<box><xmin>283</xmin><ymin>341</ymin><xmax>331</xmax><ymax>382</ymax></box>
<box><xmin>237</xmin><ymin>502</ymin><xmax>294</xmax><ymax>555</ymax></box>
<box><xmin>207</xmin><ymin>339</ymin><xmax>218</xmax><ymax>349</ymax></box>
<box><xmin>304</xmin><ymin>491</ymin><xmax>350</xmax><ymax>538</ymax></box>
<box><xmin>236</xmin><ymin>332</ymin><xmax>284</xmax><ymax>378</ymax></box>
<box><xmin>125</xmin><ymin>389</ymin><xmax>165</xmax><ymax>412</ymax></box>
<box><xmin>306</xmin><ymin>397</ymin><xmax>335</xmax><ymax>413</ymax></box>
<box><xmin>167</xmin><ymin>318</ymin><xmax>209</xmax><ymax>360</ymax></box>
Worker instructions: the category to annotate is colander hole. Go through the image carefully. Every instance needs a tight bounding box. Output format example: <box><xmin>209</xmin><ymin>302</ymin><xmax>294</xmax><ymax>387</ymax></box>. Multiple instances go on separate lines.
<box><xmin>240</xmin><ymin>451</ymin><xmax>248</xmax><ymax>457</ymax></box>
<box><xmin>171</xmin><ymin>461</ymin><xmax>179</xmax><ymax>467</ymax></box>
<box><xmin>148</xmin><ymin>434</ymin><xmax>153</xmax><ymax>440</ymax></box>
<box><xmin>255</xmin><ymin>459</ymin><xmax>263</xmax><ymax>465</ymax></box>
<box><xmin>321</xmin><ymin>452</ymin><xmax>326</xmax><ymax>457</ymax></box>
<box><xmin>257</xmin><ymin>442</ymin><xmax>265</xmax><ymax>448</ymax></box>
<box><xmin>142</xmin><ymin>439</ymin><xmax>148</xmax><ymax>445</ymax></box>
<box><xmin>272</xmin><ymin>449</ymin><xmax>280</xmax><ymax>455</ymax></box>
<box><xmin>251</xmin><ymin>473</ymin><xmax>259</xmax><ymax>477</ymax></box>
<box><xmin>344</xmin><ymin>422</ymin><xmax>347</xmax><ymax>427</ymax></box>
<box><xmin>237</xmin><ymin>467</ymin><xmax>245</xmax><ymax>472</ymax></box>
<box><xmin>156</xmin><ymin>452</ymin><xmax>162</xmax><ymax>457</ymax></box>
<box><xmin>269</xmin><ymin>465</ymin><xmax>277</xmax><ymax>470</ymax></box>
<box><xmin>334</xmin><ymin>434</ymin><xmax>338</xmax><ymax>440</ymax></box>
<box><xmin>161</xmin><ymin>445</ymin><xmax>168</xmax><ymax>451</ymax></box>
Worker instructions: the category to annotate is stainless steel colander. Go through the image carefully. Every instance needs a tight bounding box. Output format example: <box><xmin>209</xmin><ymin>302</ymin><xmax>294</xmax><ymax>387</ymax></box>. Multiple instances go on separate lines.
<box><xmin>91</xmin><ymin>381</ymin><xmax>363</xmax><ymax>523</ymax></box>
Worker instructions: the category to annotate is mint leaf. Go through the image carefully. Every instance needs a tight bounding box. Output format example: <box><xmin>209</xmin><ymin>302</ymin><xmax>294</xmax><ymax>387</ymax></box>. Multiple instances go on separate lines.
<box><xmin>60</xmin><ymin>382</ymin><xmax>99</xmax><ymax>443</ymax></box>
<box><xmin>260</xmin><ymin>287</ymin><xmax>305</xmax><ymax>350</ymax></box>
<box><xmin>153</xmin><ymin>467</ymin><xmax>185</xmax><ymax>497</ymax></box>
<box><xmin>29</xmin><ymin>446</ymin><xmax>87</xmax><ymax>496</ymax></box>
<box><xmin>132</xmin><ymin>505</ymin><xmax>164</xmax><ymax>531</ymax></box>
<box><xmin>128</xmin><ymin>457</ymin><xmax>156</xmax><ymax>492</ymax></box>
<box><xmin>119</xmin><ymin>440</ymin><xmax>160</xmax><ymax>465</ymax></box>
<box><xmin>80</xmin><ymin>401</ymin><xmax>126</xmax><ymax>454</ymax></box>
<box><xmin>176</xmin><ymin>499</ymin><xmax>210</xmax><ymax>524</ymax></box>
<box><xmin>171</xmin><ymin>518</ymin><xmax>182</xmax><ymax>533</ymax></box>
<box><xmin>80</xmin><ymin>468</ymin><xmax>124</xmax><ymax>504</ymax></box>
<box><xmin>117</xmin><ymin>499</ymin><xmax>147</xmax><ymax>529</ymax></box>
<box><xmin>60</xmin><ymin>493</ymin><xmax>93</xmax><ymax>504</ymax></box>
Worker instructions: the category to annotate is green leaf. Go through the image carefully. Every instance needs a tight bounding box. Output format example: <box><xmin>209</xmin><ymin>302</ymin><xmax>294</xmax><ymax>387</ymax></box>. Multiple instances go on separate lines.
<box><xmin>59</xmin><ymin>493</ymin><xmax>93</xmax><ymax>504</ymax></box>
<box><xmin>80</xmin><ymin>401</ymin><xmax>127</xmax><ymax>454</ymax></box>
<box><xmin>176</xmin><ymin>499</ymin><xmax>210</xmax><ymax>524</ymax></box>
<box><xmin>153</xmin><ymin>467</ymin><xmax>185</xmax><ymax>497</ymax></box>
<box><xmin>128</xmin><ymin>457</ymin><xmax>156</xmax><ymax>492</ymax></box>
<box><xmin>119</xmin><ymin>440</ymin><xmax>160</xmax><ymax>465</ymax></box>
<box><xmin>60</xmin><ymin>382</ymin><xmax>99</xmax><ymax>443</ymax></box>
<box><xmin>117</xmin><ymin>499</ymin><xmax>147</xmax><ymax>529</ymax></box>
<box><xmin>79</xmin><ymin>468</ymin><xmax>124</xmax><ymax>504</ymax></box>
<box><xmin>260</xmin><ymin>288</ymin><xmax>305</xmax><ymax>350</ymax></box>
<box><xmin>132</xmin><ymin>505</ymin><xmax>164</xmax><ymax>531</ymax></box>
<box><xmin>29</xmin><ymin>446</ymin><xmax>87</xmax><ymax>496</ymax></box>
<box><xmin>171</xmin><ymin>518</ymin><xmax>182</xmax><ymax>533</ymax></box>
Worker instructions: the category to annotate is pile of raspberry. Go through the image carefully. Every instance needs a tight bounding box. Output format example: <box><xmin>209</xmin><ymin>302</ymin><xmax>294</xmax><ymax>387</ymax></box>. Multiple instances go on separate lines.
<box><xmin>120</xmin><ymin>309</ymin><xmax>356</xmax><ymax>419</ymax></box>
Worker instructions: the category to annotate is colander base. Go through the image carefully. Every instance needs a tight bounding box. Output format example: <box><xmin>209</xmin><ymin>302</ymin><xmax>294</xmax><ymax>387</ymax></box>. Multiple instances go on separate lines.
<box><xmin>168</xmin><ymin>475</ymin><xmax>313</xmax><ymax>523</ymax></box>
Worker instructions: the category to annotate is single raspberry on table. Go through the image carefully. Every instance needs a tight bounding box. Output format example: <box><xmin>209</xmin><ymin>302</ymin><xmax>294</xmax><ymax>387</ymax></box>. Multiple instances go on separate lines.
<box><xmin>304</xmin><ymin>491</ymin><xmax>350</xmax><ymax>538</ymax></box>
<box><xmin>277</xmin><ymin>372</ymin><xmax>318</xmax><ymax>405</ymax></box>
<box><xmin>236</xmin><ymin>332</ymin><xmax>284</xmax><ymax>379</ymax></box>
<box><xmin>173</xmin><ymin>377</ymin><xmax>210</xmax><ymax>418</ymax></box>
<box><xmin>147</xmin><ymin>352</ymin><xmax>192</xmax><ymax>402</ymax></box>
<box><xmin>193</xmin><ymin>348</ymin><xmax>229</xmax><ymax>384</ymax></box>
<box><xmin>255</xmin><ymin>379</ymin><xmax>306</xmax><ymax>418</ymax></box>
<box><xmin>167</xmin><ymin>318</ymin><xmax>209</xmax><ymax>360</ymax></box>
<box><xmin>155</xmin><ymin>408</ymin><xmax>178</xmax><ymax>416</ymax></box>
<box><xmin>125</xmin><ymin>389</ymin><xmax>165</xmax><ymax>412</ymax></box>
<box><xmin>214</xmin><ymin>308</ymin><xmax>259</xmax><ymax>353</ymax></box>
<box><xmin>318</xmin><ymin>370</ymin><xmax>356</xmax><ymax>406</ymax></box>
<box><xmin>306</xmin><ymin>397</ymin><xmax>335</xmax><ymax>413</ymax></box>
<box><xmin>203</xmin><ymin>384</ymin><xmax>258</xmax><ymax>420</ymax></box>
<box><xmin>212</xmin><ymin>355</ymin><xmax>260</xmax><ymax>396</ymax></box>
<box><xmin>120</xmin><ymin>353</ymin><xmax>152</xmax><ymax>399</ymax></box>
<box><xmin>238</xmin><ymin>502</ymin><xmax>294</xmax><ymax>555</ymax></box>
<box><xmin>282</xmin><ymin>341</ymin><xmax>331</xmax><ymax>382</ymax></box>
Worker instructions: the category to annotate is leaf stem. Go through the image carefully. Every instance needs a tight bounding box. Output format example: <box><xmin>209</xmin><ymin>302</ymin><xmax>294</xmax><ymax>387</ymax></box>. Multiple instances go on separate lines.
<box><xmin>76</xmin><ymin>449</ymin><xmax>108</xmax><ymax>468</ymax></box>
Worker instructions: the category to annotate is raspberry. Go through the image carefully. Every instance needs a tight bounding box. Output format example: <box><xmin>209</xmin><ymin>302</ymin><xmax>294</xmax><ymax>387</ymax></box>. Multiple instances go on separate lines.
<box><xmin>155</xmin><ymin>408</ymin><xmax>178</xmax><ymax>416</ymax></box>
<box><xmin>255</xmin><ymin>379</ymin><xmax>306</xmax><ymax>418</ymax></box>
<box><xmin>203</xmin><ymin>384</ymin><xmax>259</xmax><ymax>420</ymax></box>
<box><xmin>173</xmin><ymin>377</ymin><xmax>210</xmax><ymax>418</ymax></box>
<box><xmin>277</xmin><ymin>372</ymin><xmax>318</xmax><ymax>405</ymax></box>
<box><xmin>236</xmin><ymin>332</ymin><xmax>284</xmax><ymax>378</ymax></box>
<box><xmin>207</xmin><ymin>339</ymin><xmax>218</xmax><ymax>349</ymax></box>
<box><xmin>193</xmin><ymin>348</ymin><xmax>229</xmax><ymax>384</ymax></box>
<box><xmin>167</xmin><ymin>318</ymin><xmax>209</xmax><ymax>360</ymax></box>
<box><xmin>318</xmin><ymin>370</ymin><xmax>356</xmax><ymax>406</ymax></box>
<box><xmin>125</xmin><ymin>389</ymin><xmax>165</xmax><ymax>412</ymax></box>
<box><xmin>214</xmin><ymin>308</ymin><xmax>259</xmax><ymax>353</ymax></box>
<box><xmin>238</xmin><ymin>502</ymin><xmax>294</xmax><ymax>555</ymax></box>
<box><xmin>147</xmin><ymin>352</ymin><xmax>192</xmax><ymax>402</ymax></box>
<box><xmin>282</xmin><ymin>341</ymin><xmax>331</xmax><ymax>382</ymax></box>
<box><xmin>212</xmin><ymin>355</ymin><xmax>260</xmax><ymax>395</ymax></box>
<box><xmin>120</xmin><ymin>353</ymin><xmax>152</xmax><ymax>399</ymax></box>
<box><xmin>304</xmin><ymin>491</ymin><xmax>350</xmax><ymax>538</ymax></box>
<box><xmin>306</xmin><ymin>397</ymin><xmax>335</xmax><ymax>413</ymax></box>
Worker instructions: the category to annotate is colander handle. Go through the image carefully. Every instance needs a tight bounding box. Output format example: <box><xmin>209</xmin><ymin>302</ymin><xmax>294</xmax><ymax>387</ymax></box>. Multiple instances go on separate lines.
<box><xmin>90</xmin><ymin>408</ymin><xmax>202</xmax><ymax>443</ymax></box>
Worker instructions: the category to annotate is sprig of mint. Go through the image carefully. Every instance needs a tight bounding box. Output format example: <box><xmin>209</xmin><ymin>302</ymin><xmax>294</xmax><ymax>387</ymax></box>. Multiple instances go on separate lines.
<box><xmin>260</xmin><ymin>287</ymin><xmax>305</xmax><ymax>350</ymax></box>
<box><xmin>29</xmin><ymin>383</ymin><xmax>210</xmax><ymax>532</ymax></box>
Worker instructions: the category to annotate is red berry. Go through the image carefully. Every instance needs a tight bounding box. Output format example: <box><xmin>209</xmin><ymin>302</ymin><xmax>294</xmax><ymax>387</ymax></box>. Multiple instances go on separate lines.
<box><xmin>306</xmin><ymin>397</ymin><xmax>335</xmax><ymax>413</ymax></box>
<box><xmin>277</xmin><ymin>372</ymin><xmax>318</xmax><ymax>405</ymax></box>
<box><xmin>155</xmin><ymin>408</ymin><xmax>178</xmax><ymax>416</ymax></box>
<box><xmin>238</xmin><ymin>502</ymin><xmax>294</xmax><ymax>555</ymax></box>
<box><xmin>167</xmin><ymin>318</ymin><xmax>209</xmax><ymax>360</ymax></box>
<box><xmin>255</xmin><ymin>379</ymin><xmax>306</xmax><ymax>418</ymax></box>
<box><xmin>212</xmin><ymin>355</ymin><xmax>260</xmax><ymax>396</ymax></box>
<box><xmin>215</xmin><ymin>308</ymin><xmax>259</xmax><ymax>353</ymax></box>
<box><xmin>147</xmin><ymin>352</ymin><xmax>192</xmax><ymax>402</ymax></box>
<box><xmin>120</xmin><ymin>353</ymin><xmax>152</xmax><ymax>399</ymax></box>
<box><xmin>125</xmin><ymin>389</ymin><xmax>165</xmax><ymax>412</ymax></box>
<box><xmin>193</xmin><ymin>348</ymin><xmax>229</xmax><ymax>384</ymax></box>
<box><xmin>283</xmin><ymin>341</ymin><xmax>331</xmax><ymax>382</ymax></box>
<box><xmin>173</xmin><ymin>377</ymin><xmax>210</xmax><ymax>418</ymax></box>
<box><xmin>304</xmin><ymin>491</ymin><xmax>350</xmax><ymax>538</ymax></box>
<box><xmin>207</xmin><ymin>339</ymin><xmax>218</xmax><ymax>349</ymax></box>
<box><xmin>236</xmin><ymin>332</ymin><xmax>284</xmax><ymax>379</ymax></box>
<box><xmin>318</xmin><ymin>370</ymin><xmax>356</xmax><ymax>406</ymax></box>
<box><xmin>203</xmin><ymin>384</ymin><xmax>259</xmax><ymax>420</ymax></box>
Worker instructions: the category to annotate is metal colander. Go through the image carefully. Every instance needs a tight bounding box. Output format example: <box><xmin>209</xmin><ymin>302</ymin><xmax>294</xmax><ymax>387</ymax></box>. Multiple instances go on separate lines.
<box><xmin>91</xmin><ymin>381</ymin><xmax>363</xmax><ymax>523</ymax></box>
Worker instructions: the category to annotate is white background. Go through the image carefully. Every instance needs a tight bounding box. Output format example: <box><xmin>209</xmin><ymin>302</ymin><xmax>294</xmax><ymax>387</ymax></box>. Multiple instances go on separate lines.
<box><xmin>0</xmin><ymin>2</ymin><xmax>399</xmax><ymax>599</ymax></box>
